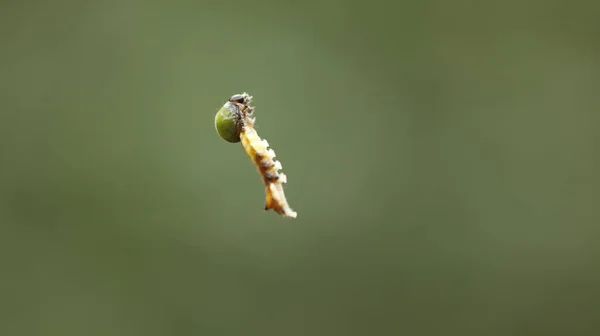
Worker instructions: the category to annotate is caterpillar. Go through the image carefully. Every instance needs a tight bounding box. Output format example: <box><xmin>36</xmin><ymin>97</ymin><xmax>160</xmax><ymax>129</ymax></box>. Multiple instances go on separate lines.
<box><xmin>214</xmin><ymin>93</ymin><xmax>297</xmax><ymax>218</ymax></box>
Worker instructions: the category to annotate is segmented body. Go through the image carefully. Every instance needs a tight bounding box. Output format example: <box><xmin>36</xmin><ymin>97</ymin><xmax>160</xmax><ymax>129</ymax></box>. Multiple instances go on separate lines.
<box><xmin>218</xmin><ymin>93</ymin><xmax>297</xmax><ymax>218</ymax></box>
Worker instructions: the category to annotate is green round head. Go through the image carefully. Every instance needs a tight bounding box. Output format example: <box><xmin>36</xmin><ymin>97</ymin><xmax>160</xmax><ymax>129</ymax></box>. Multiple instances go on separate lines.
<box><xmin>215</xmin><ymin>102</ymin><xmax>242</xmax><ymax>143</ymax></box>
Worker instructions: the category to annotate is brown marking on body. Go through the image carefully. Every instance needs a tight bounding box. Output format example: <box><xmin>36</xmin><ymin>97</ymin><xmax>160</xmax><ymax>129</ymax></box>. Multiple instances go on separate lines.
<box><xmin>239</xmin><ymin>120</ymin><xmax>296</xmax><ymax>218</ymax></box>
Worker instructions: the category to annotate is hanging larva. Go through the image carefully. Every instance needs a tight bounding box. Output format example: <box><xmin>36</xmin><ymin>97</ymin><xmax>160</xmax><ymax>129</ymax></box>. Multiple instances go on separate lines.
<box><xmin>214</xmin><ymin>93</ymin><xmax>297</xmax><ymax>218</ymax></box>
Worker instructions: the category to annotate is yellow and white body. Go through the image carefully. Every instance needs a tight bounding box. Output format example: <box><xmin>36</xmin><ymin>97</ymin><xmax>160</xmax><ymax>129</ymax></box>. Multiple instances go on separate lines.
<box><xmin>215</xmin><ymin>92</ymin><xmax>297</xmax><ymax>218</ymax></box>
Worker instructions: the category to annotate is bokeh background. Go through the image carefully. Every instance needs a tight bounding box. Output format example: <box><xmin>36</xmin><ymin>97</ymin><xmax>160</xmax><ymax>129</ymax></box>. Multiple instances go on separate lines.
<box><xmin>1</xmin><ymin>0</ymin><xmax>599</xmax><ymax>335</ymax></box>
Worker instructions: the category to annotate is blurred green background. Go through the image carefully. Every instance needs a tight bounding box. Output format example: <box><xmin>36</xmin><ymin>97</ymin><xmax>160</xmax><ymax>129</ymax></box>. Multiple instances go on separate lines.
<box><xmin>1</xmin><ymin>0</ymin><xmax>599</xmax><ymax>335</ymax></box>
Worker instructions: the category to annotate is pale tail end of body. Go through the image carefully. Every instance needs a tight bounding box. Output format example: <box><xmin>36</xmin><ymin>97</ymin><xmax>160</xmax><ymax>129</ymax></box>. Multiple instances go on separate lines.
<box><xmin>265</xmin><ymin>184</ymin><xmax>297</xmax><ymax>218</ymax></box>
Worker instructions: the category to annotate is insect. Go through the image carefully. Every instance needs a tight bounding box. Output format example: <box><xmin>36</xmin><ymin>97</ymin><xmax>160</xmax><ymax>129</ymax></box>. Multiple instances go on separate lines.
<box><xmin>214</xmin><ymin>93</ymin><xmax>297</xmax><ymax>218</ymax></box>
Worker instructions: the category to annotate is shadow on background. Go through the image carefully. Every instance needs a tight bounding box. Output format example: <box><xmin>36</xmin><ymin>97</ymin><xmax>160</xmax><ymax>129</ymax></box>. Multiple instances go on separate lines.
<box><xmin>1</xmin><ymin>0</ymin><xmax>599</xmax><ymax>335</ymax></box>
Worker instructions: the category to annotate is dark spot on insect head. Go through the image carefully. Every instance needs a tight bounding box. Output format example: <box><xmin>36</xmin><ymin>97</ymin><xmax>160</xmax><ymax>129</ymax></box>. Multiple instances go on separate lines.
<box><xmin>229</xmin><ymin>94</ymin><xmax>246</xmax><ymax>104</ymax></box>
